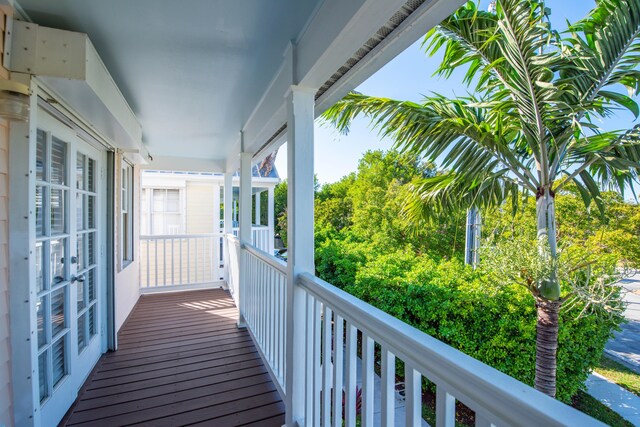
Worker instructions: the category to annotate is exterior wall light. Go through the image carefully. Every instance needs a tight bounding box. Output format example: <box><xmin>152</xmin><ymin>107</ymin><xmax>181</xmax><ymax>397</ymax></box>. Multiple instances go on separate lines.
<box><xmin>0</xmin><ymin>80</ymin><xmax>31</xmax><ymax>121</ymax></box>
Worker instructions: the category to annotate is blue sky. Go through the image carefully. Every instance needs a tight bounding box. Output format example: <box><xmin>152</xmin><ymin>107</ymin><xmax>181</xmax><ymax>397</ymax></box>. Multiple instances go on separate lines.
<box><xmin>275</xmin><ymin>1</ymin><xmax>640</xmax><ymax>189</ymax></box>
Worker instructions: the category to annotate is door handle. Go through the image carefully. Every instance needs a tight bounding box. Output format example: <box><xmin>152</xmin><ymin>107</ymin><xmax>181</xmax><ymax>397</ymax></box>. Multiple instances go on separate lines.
<box><xmin>70</xmin><ymin>274</ymin><xmax>85</xmax><ymax>283</ymax></box>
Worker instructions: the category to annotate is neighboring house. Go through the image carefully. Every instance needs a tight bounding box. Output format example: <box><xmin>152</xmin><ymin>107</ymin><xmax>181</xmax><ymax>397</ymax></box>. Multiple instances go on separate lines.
<box><xmin>0</xmin><ymin>1</ymin><xmax>600</xmax><ymax>426</ymax></box>
<box><xmin>140</xmin><ymin>168</ymin><xmax>279</xmax><ymax>237</ymax></box>
<box><xmin>139</xmin><ymin>169</ymin><xmax>278</xmax><ymax>289</ymax></box>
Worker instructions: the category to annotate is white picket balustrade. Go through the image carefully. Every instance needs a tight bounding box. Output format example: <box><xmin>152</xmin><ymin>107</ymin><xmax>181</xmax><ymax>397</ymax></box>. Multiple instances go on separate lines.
<box><xmin>232</xmin><ymin>225</ymin><xmax>271</xmax><ymax>253</ymax></box>
<box><xmin>297</xmin><ymin>272</ymin><xmax>604</xmax><ymax>427</ymax></box>
<box><xmin>241</xmin><ymin>242</ymin><xmax>287</xmax><ymax>396</ymax></box>
<box><xmin>230</xmin><ymin>242</ymin><xmax>604</xmax><ymax>427</ymax></box>
<box><xmin>139</xmin><ymin>234</ymin><xmax>223</xmax><ymax>292</ymax></box>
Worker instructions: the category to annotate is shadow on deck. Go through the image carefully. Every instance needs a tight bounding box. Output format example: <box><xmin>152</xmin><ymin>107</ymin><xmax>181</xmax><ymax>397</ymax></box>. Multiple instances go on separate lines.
<box><xmin>60</xmin><ymin>289</ymin><xmax>285</xmax><ymax>427</ymax></box>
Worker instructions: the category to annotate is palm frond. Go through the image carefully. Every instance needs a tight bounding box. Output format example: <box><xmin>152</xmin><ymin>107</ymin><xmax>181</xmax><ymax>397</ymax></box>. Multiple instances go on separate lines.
<box><xmin>322</xmin><ymin>92</ymin><xmax>539</xmax><ymax>191</ymax></box>
<box><xmin>557</xmin><ymin>124</ymin><xmax>640</xmax><ymax>199</ymax></box>
<box><xmin>563</xmin><ymin>0</ymin><xmax>640</xmax><ymax>112</ymax></box>
<box><xmin>423</xmin><ymin>2</ymin><xmax>505</xmax><ymax>90</ymax></box>
<box><xmin>403</xmin><ymin>169</ymin><xmax>521</xmax><ymax>224</ymax></box>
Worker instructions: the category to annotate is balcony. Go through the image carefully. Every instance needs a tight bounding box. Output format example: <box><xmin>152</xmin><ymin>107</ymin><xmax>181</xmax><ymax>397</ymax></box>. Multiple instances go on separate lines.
<box><xmin>65</xmin><ymin>232</ymin><xmax>604</xmax><ymax>426</ymax></box>
<box><xmin>61</xmin><ymin>289</ymin><xmax>285</xmax><ymax>426</ymax></box>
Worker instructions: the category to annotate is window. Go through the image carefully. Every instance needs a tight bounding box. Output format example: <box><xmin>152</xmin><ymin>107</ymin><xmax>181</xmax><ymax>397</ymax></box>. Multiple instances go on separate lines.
<box><xmin>121</xmin><ymin>163</ymin><xmax>134</xmax><ymax>265</ymax></box>
<box><xmin>141</xmin><ymin>188</ymin><xmax>183</xmax><ymax>235</ymax></box>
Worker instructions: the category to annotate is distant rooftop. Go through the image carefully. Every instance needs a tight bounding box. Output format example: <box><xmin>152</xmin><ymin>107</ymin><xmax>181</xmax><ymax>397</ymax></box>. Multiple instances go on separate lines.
<box><xmin>144</xmin><ymin>164</ymin><xmax>280</xmax><ymax>179</ymax></box>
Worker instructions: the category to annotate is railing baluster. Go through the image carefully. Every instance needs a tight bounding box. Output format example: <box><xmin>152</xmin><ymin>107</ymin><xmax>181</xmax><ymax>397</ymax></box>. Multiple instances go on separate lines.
<box><xmin>275</xmin><ymin>271</ymin><xmax>281</xmax><ymax>381</ymax></box>
<box><xmin>179</xmin><ymin>237</ymin><xmax>183</xmax><ymax>285</ymax></box>
<box><xmin>272</xmin><ymin>268</ymin><xmax>277</xmax><ymax>364</ymax></box>
<box><xmin>250</xmin><ymin>255</ymin><xmax>255</xmax><ymax>327</ymax></box>
<box><xmin>171</xmin><ymin>238</ymin><xmax>175</xmax><ymax>285</ymax></box>
<box><xmin>195</xmin><ymin>237</ymin><xmax>199</xmax><ymax>283</ymax></box>
<box><xmin>162</xmin><ymin>238</ymin><xmax>166</xmax><ymax>286</ymax></box>
<box><xmin>381</xmin><ymin>347</ymin><xmax>396</xmax><ymax>427</ymax></box>
<box><xmin>280</xmin><ymin>272</ymin><xmax>285</xmax><ymax>383</ymax></box>
<box><xmin>261</xmin><ymin>261</ymin><xmax>266</xmax><ymax>347</ymax></box>
<box><xmin>210</xmin><ymin>236</ymin><xmax>214</xmax><ymax>281</ymax></box>
<box><xmin>405</xmin><ymin>364</ymin><xmax>421</xmax><ymax>427</ymax></box>
<box><xmin>187</xmin><ymin>236</ymin><xmax>191</xmax><ymax>284</ymax></box>
<box><xmin>249</xmin><ymin>254</ymin><xmax>253</xmax><ymax>326</ymax></box>
<box><xmin>361</xmin><ymin>334</ymin><xmax>374</xmax><ymax>427</ymax></box>
<box><xmin>259</xmin><ymin>260</ymin><xmax>263</xmax><ymax>346</ymax></box>
<box><xmin>322</xmin><ymin>306</ymin><xmax>333</xmax><ymax>426</ymax></box>
<box><xmin>146</xmin><ymin>239</ymin><xmax>150</xmax><ymax>288</ymax></box>
<box><xmin>436</xmin><ymin>385</ymin><xmax>455</xmax><ymax>427</ymax></box>
<box><xmin>314</xmin><ymin>300</ymin><xmax>322</xmax><ymax>427</ymax></box>
<box><xmin>344</xmin><ymin>322</ymin><xmax>357</xmax><ymax>427</ymax></box>
<box><xmin>332</xmin><ymin>314</ymin><xmax>344</xmax><ymax>427</ymax></box>
<box><xmin>305</xmin><ymin>292</ymin><xmax>314</xmax><ymax>423</ymax></box>
<box><xmin>154</xmin><ymin>240</ymin><xmax>158</xmax><ymax>287</ymax></box>
<box><xmin>281</xmin><ymin>273</ymin><xmax>286</xmax><ymax>385</ymax></box>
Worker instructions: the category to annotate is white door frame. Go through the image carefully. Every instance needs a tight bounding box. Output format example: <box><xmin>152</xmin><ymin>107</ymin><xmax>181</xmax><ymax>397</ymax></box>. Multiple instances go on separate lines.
<box><xmin>9</xmin><ymin>80</ymin><xmax>112</xmax><ymax>427</ymax></box>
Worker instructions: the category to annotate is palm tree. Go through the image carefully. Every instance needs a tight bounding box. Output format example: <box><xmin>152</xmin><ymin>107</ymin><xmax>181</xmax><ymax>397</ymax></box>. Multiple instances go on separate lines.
<box><xmin>322</xmin><ymin>0</ymin><xmax>640</xmax><ymax>398</ymax></box>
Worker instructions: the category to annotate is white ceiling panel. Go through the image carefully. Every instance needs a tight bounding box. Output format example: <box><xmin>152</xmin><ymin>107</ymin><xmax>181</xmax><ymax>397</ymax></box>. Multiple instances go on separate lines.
<box><xmin>17</xmin><ymin>0</ymin><xmax>323</xmax><ymax>162</ymax></box>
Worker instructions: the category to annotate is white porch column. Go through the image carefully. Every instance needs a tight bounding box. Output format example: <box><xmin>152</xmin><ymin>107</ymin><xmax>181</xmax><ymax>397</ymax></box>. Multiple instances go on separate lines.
<box><xmin>223</xmin><ymin>172</ymin><xmax>233</xmax><ymax>287</ymax></box>
<box><xmin>285</xmin><ymin>85</ymin><xmax>315</xmax><ymax>426</ymax></box>
<box><xmin>254</xmin><ymin>191</ymin><xmax>261</xmax><ymax>225</ymax></box>
<box><xmin>213</xmin><ymin>183</ymin><xmax>221</xmax><ymax>280</ymax></box>
<box><xmin>238</xmin><ymin>151</ymin><xmax>253</xmax><ymax>327</ymax></box>
<box><xmin>224</xmin><ymin>173</ymin><xmax>233</xmax><ymax>235</ymax></box>
<box><xmin>268</xmin><ymin>186</ymin><xmax>275</xmax><ymax>254</ymax></box>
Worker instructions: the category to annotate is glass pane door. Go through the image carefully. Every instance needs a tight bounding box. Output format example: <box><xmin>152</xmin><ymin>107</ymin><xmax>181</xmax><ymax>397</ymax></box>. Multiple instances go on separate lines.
<box><xmin>36</xmin><ymin>108</ymin><xmax>105</xmax><ymax>425</ymax></box>
<box><xmin>75</xmin><ymin>152</ymin><xmax>99</xmax><ymax>353</ymax></box>
<box><xmin>35</xmin><ymin>129</ymin><xmax>71</xmax><ymax>404</ymax></box>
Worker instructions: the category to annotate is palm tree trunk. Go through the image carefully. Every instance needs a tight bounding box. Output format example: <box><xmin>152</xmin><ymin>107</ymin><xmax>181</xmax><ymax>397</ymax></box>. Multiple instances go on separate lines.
<box><xmin>534</xmin><ymin>186</ymin><xmax>562</xmax><ymax>397</ymax></box>
<box><xmin>535</xmin><ymin>298</ymin><xmax>562</xmax><ymax>397</ymax></box>
<box><xmin>535</xmin><ymin>187</ymin><xmax>559</xmax><ymax>299</ymax></box>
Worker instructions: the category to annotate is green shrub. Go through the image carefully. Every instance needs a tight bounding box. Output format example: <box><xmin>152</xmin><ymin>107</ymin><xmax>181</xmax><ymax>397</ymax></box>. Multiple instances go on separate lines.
<box><xmin>344</xmin><ymin>257</ymin><xmax>621</xmax><ymax>403</ymax></box>
<box><xmin>315</xmin><ymin>234</ymin><xmax>371</xmax><ymax>288</ymax></box>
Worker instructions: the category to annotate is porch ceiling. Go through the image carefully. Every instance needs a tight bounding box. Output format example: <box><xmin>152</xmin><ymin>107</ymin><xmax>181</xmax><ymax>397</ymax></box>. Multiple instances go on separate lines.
<box><xmin>16</xmin><ymin>0</ymin><xmax>322</xmax><ymax>162</ymax></box>
<box><xmin>16</xmin><ymin>0</ymin><xmax>463</xmax><ymax>171</ymax></box>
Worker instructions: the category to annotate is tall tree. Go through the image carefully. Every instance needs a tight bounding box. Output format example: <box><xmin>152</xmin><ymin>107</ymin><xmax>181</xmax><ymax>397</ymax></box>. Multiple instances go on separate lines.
<box><xmin>322</xmin><ymin>0</ymin><xmax>640</xmax><ymax>397</ymax></box>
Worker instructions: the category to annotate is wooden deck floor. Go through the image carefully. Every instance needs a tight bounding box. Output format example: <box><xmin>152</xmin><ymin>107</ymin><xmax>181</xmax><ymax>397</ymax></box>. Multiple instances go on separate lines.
<box><xmin>61</xmin><ymin>289</ymin><xmax>285</xmax><ymax>427</ymax></box>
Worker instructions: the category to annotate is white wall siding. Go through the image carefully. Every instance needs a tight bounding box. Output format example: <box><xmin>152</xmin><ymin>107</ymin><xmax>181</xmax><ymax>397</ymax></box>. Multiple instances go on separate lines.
<box><xmin>0</xmin><ymin>112</ymin><xmax>13</xmax><ymax>426</ymax></box>
<box><xmin>186</xmin><ymin>183</ymin><xmax>217</xmax><ymax>234</ymax></box>
<box><xmin>0</xmin><ymin>6</ymin><xmax>14</xmax><ymax>424</ymax></box>
<box><xmin>114</xmin><ymin>158</ymin><xmax>141</xmax><ymax>333</ymax></box>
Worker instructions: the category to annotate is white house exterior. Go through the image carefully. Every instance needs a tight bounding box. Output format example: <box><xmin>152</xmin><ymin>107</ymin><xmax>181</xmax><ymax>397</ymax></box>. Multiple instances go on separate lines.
<box><xmin>0</xmin><ymin>0</ymin><xmax>605</xmax><ymax>426</ymax></box>
<box><xmin>138</xmin><ymin>169</ymin><xmax>278</xmax><ymax>292</ymax></box>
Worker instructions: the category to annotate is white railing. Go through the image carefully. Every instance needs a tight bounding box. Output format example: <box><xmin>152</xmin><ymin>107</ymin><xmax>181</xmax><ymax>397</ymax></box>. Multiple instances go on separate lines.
<box><xmin>242</xmin><ymin>243</ymin><xmax>287</xmax><ymax>396</ymax></box>
<box><xmin>235</xmin><ymin>242</ymin><xmax>604</xmax><ymax>427</ymax></box>
<box><xmin>232</xmin><ymin>225</ymin><xmax>271</xmax><ymax>253</ymax></box>
<box><xmin>140</xmin><ymin>226</ymin><xmax>273</xmax><ymax>292</ymax></box>
<box><xmin>139</xmin><ymin>234</ymin><xmax>224</xmax><ymax>292</ymax></box>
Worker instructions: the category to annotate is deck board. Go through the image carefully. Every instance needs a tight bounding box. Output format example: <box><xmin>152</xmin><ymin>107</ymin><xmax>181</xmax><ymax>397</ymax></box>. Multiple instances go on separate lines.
<box><xmin>61</xmin><ymin>289</ymin><xmax>285</xmax><ymax>427</ymax></box>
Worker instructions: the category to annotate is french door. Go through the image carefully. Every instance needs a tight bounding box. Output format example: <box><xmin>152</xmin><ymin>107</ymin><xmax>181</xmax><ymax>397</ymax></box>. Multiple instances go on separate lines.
<box><xmin>35</xmin><ymin>107</ymin><xmax>106</xmax><ymax>425</ymax></box>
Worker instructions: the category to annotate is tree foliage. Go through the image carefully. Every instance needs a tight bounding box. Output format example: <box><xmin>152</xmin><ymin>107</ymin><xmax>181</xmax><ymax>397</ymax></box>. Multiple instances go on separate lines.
<box><xmin>308</xmin><ymin>149</ymin><xmax>635</xmax><ymax>401</ymax></box>
<box><xmin>321</xmin><ymin>0</ymin><xmax>640</xmax><ymax>397</ymax></box>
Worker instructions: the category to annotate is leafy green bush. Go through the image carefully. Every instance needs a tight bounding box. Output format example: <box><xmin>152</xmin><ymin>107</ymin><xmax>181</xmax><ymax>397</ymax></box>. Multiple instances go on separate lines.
<box><xmin>342</xmin><ymin>256</ymin><xmax>621</xmax><ymax>403</ymax></box>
